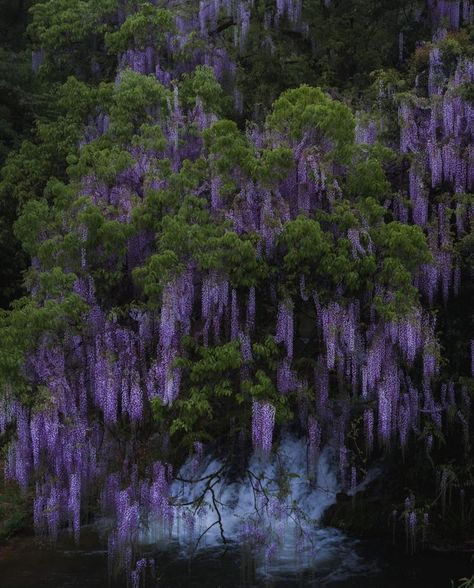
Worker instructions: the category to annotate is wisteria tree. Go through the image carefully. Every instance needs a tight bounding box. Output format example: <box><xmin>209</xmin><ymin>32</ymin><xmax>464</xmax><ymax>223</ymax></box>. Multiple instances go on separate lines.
<box><xmin>0</xmin><ymin>0</ymin><xmax>473</xmax><ymax>584</ymax></box>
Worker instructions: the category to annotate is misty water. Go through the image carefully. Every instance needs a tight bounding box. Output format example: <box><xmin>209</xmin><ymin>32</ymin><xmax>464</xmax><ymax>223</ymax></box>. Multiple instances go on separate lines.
<box><xmin>0</xmin><ymin>437</ymin><xmax>472</xmax><ymax>587</ymax></box>
<box><xmin>0</xmin><ymin>532</ymin><xmax>472</xmax><ymax>588</ymax></box>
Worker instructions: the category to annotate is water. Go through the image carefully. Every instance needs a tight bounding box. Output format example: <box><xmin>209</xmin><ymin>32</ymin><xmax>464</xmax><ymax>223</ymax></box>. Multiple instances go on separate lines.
<box><xmin>0</xmin><ymin>532</ymin><xmax>472</xmax><ymax>588</ymax></box>
<box><xmin>0</xmin><ymin>438</ymin><xmax>472</xmax><ymax>587</ymax></box>
<box><xmin>134</xmin><ymin>437</ymin><xmax>378</xmax><ymax>583</ymax></box>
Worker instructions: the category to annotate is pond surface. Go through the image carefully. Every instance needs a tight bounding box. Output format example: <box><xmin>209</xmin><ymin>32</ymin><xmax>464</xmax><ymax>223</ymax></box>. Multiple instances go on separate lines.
<box><xmin>0</xmin><ymin>530</ymin><xmax>472</xmax><ymax>588</ymax></box>
<box><xmin>5</xmin><ymin>440</ymin><xmax>471</xmax><ymax>587</ymax></box>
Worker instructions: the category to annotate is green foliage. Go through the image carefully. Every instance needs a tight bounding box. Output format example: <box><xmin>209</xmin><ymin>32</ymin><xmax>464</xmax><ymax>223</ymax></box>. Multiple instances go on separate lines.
<box><xmin>134</xmin><ymin>251</ymin><xmax>181</xmax><ymax>301</ymax></box>
<box><xmin>374</xmin><ymin>222</ymin><xmax>431</xmax><ymax>274</ymax></box>
<box><xmin>28</xmin><ymin>0</ymin><xmax>117</xmax><ymax>77</ymax></box>
<box><xmin>79</xmin><ymin>204</ymin><xmax>129</xmax><ymax>257</ymax></box>
<box><xmin>29</xmin><ymin>0</ymin><xmax>116</xmax><ymax>48</ymax></box>
<box><xmin>346</xmin><ymin>151</ymin><xmax>393</xmax><ymax>201</ymax></box>
<box><xmin>256</xmin><ymin>146</ymin><xmax>294</xmax><ymax>186</ymax></box>
<box><xmin>279</xmin><ymin>211</ymin><xmax>430</xmax><ymax>317</ymax></box>
<box><xmin>68</xmin><ymin>140</ymin><xmax>133</xmax><ymax>184</ymax></box>
<box><xmin>0</xmin><ymin>293</ymin><xmax>88</xmax><ymax>392</ymax></box>
<box><xmin>1</xmin><ymin>77</ymin><xmax>108</xmax><ymax>207</ymax></box>
<box><xmin>279</xmin><ymin>215</ymin><xmax>363</xmax><ymax>299</ymax></box>
<box><xmin>169</xmin><ymin>341</ymin><xmax>243</xmax><ymax>445</ymax></box>
<box><xmin>453</xmin><ymin>576</ymin><xmax>474</xmax><ymax>588</ymax></box>
<box><xmin>233</xmin><ymin>0</ymin><xmax>426</xmax><ymax>117</ymax></box>
<box><xmin>12</xmin><ymin>177</ymin><xmax>81</xmax><ymax>272</ymax></box>
<box><xmin>197</xmin><ymin>231</ymin><xmax>267</xmax><ymax>288</ymax></box>
<box><xmin>301</xmin><ymin>0</ymin><xmax>428</xmax><ymax>91</ymax></box>
<box><xmin>439</xmin><ymin>36</ymin><xmax>463</xmax><ymax>75</ymax></box>
<box><xmin>203</xmin><ymin>119</ymin><xmax>256</xmax><ymax>189</ymax></box>
<box><xmin>252</xmin><ymin>336</ymin><xmax>279</xmax><ymax>366</ymax></box>
<box><xmin>109</xmin><ymin>70</ymin><xmax>170</xmax><ymax>143</ymax></box>
<box><xmin>13</xmin><ymin>199</ymin><xmax>53</xmax><ymax>257</ymax></box>
<box><xmin>132</xmin><ymin>123</ymin><xmax>167</xmax><ymax>152</ymax></box>
<box><xmin>243</xmin><ymin>370</ymin><xmax>292</xmax><ymax>424</ymax></box>
<box><xmin>0</xmin><ymin>1</ymin><xmax>43</xmax><ymax>307</ymax></box>
<box><xmin>135</xmin><ymin>193</ymin><xmax>266</xmax><ymax>298</ymax></box>
<box><xmin>179</xmin><ymin>66</ymin><xmax>226</xmax><ymax>114</ymax></box>
<box><xmin>457</xmin><ymin>82</ymin><xmax>474</xmax><ymax>105</ymax></box>
<box><xmin>279</xmin><ymin>216</ymin><xmax>332</xmax><ymax>283</ymax></box>
<box><xmin>373</xmin><ymin>222</ymin><xmax>431</xmax><ymax>317</ymax></box>
<box><xmin>180</xmin><ymin>341</ymin><xmax>242</xmax><ymax>385</ymax></box>
<box><xmin>245</xmin><ymin>370</ymin><xmax>275</xmax><ymax>400</ymax></box>
<box><xmin>204</xmin><ymin>118</ymin><xmax>295</xmax><ymax>193</ymax></box>
<box><xmin>267</xmin><ymin>85</ymin><xmax>355</xmax><ymax>161</ymax></box>
<box><xmin>36</xmin><ymin>267</ymin><xmax>78</xmax><ymax>299</ymax></box>
<box><xmin>0</xmin><ymin>48</ymin><xmax>37</xmax><ymax>164</ymax></box>
<box><xmin>105</xmin><ymin>4</ymin><xmax>174</xmax><ymax>53</ymax></box>
<box><xmin>242</xmin><ymin>337</ymin><xmax>293</xmax><ymax>423</ymax></box>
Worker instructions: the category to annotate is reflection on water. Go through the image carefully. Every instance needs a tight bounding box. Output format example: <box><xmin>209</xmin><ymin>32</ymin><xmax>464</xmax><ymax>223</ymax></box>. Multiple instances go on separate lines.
<box><xmin>0</xmin><ymin>530</ymin><xmax>472</xmax><ymax>588</ymax></box>
<box><xmin>140</xmin><ymin>437</ymin><xmax>380</xmax><ymax>581</ymax></box>
<box><xmin>0</xmin><ymin>438</ymin><xmax>471</xmax><ymax>587</ymax></box>
<box><xmin>156</xmin><ymin>439</ymin><xmax>373</xmax><ymax>580</ymax></box>
<box><xmin>0</xmin><ymin>532</ymin><xmax>109</xmax><ymax>588</ymax></box>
